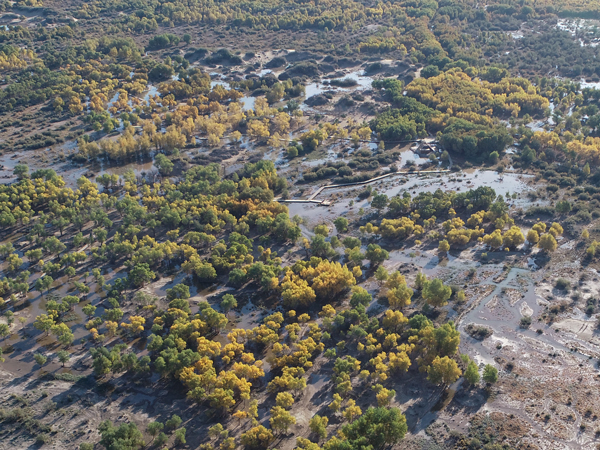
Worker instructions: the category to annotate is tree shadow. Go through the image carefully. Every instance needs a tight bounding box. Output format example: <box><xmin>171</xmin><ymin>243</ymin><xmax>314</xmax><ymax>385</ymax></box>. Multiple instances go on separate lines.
<box><xmin>445</xmin><ymin>385</ymin><xmax>488</xmax><ymax>417</ymax></box>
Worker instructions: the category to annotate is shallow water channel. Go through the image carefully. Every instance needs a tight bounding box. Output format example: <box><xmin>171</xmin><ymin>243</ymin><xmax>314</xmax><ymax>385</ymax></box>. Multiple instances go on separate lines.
<box><xmin>460</xmin><ymin>267</ymin><xmax>597</xmax><ymax>368</ymax></box>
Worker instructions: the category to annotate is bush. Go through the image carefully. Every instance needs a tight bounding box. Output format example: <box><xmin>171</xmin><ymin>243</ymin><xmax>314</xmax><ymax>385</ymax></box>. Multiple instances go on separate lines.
<box><xmin>465</xmin><ymin>323</ymin><xmax>493</xmax><ymax>340</ymax></box>
<box><xmin>357</xmin><ymin>186</ymin><xmax>372</xmax><ymax>200</ymax></box>
<box><xmin>519</xmin><ymin>315</ymin><xmax>532</xmax><ymax>329</ymax></box>
<box><xmin>421</xmin><ymin>65</ymin><xmax>440</xmax><ymax>78</ymax></box>
<box><xmin>52</xmin><ymin>373</ymin><xmax>84</xmax><ymax>382</ymax></box>
<box><xmin>525</xmin><ymin>206</ymin><xmax>555</xmax><ymax>217</ymax></box>
<box><xmin>148</xmin><ymin>63</ymin><xmax>175</xmax><ymax>82</ymax></box>
<box><xmin>205</xmin><ymin>49</ymin><xmax>243</xmax><ymax>65</ymax></box>
<box><xmin>329</xmin><ymin>78</ymin><xmax>358</xmax><ymax>88</ymax></box>
<box><xmin>36</xmin><ymin>434</ymin><xmax>50</xmax><ymax>445</ymax></box>
<box><xmin>265</xmin><ymin>56</ymin><xmax>286</xmax><ymax>68</ymax></box>
<box><xmin>148</xmin><ymin>33</ymin><xmax>180</xmax><ymax>50</ymax></box>
<box><xmin>555</xmin><ymin>278</ymin><xmax>570</xmax><ymax>291</ymax></box>
<box><xmin>576</xmin><ymin>210</ymin><xmax>593</xmax><ymax>223</ymax></box>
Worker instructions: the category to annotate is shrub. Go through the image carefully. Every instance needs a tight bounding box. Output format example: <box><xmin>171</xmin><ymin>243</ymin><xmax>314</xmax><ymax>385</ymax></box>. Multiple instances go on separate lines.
<box><xmin>520</xmin><ymin>315</ymin><xmax>532</xmax><ymax>329</ymax></box>
<box><xmin>465</xmin><ymin>323</ymin><xmax>493</xmax><ymax>340</ymax></box>
<box><xmin>525</xmin><ymin>206</ymin><xmax>555</xmax><ymax>217</ymax></box>
<box><xmin>555</xmin><ymin>278</ymin><xmax>570</xmax><ymax>291</ymax></box>
<box><xmin>36</xmin><ymin>434</ymin><xmax>50</xmax><ymax>445</ymax></box>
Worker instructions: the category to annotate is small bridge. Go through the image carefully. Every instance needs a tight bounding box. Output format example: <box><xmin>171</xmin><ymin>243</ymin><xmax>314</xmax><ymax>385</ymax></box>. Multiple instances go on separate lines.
<box><xmin>277</xmin><ymin>169</ymin><xmax>450</xmax><ymax>205</ymax></box>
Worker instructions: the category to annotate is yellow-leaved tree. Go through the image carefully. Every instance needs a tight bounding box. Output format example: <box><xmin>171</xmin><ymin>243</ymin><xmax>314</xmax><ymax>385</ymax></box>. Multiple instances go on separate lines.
<box><xmin>300</xmin><ymin>260</ymin><xmax>356</xmax><ymax>299</ymax></box>
<box><xmin>427</xmin><ymin>356</ymin><xmax>461</xmax><ymax>386</ymax></box>
<box><xmin>281</xmin><ymin>272</ymin><xmax>316</xmax><ymax>309</ymax></box>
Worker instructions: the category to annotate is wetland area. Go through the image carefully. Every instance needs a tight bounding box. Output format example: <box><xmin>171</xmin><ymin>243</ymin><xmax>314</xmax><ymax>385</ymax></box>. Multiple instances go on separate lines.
<box><xmin>4</xmin><ymin>1</ymin><xmax>600</xmax><ymax>450</ymax></box>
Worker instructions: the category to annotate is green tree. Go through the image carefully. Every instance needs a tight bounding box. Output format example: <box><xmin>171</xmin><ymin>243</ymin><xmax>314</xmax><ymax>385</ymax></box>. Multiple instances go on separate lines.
<box><xmin>342</xmin><ymin>237</ymin><xmax>361</xmax><ymax>249</ymax></box>
<box><xmin>165</xmin><ymin>414</ymin><xmax>182</xmax><ymax>430</ymax></box>
<box><xmin>365</xmin><ymin>244</ymin><xmax>389</xmax><ymax>267</ymax></box>
<box><xmin>52</xmin><ymin>216</ymin><xmax>69</xmax><ymax>236</ymax></box>
<box><xmin>65</xmin><ymin>266</ymin><xmax>77</xmax><ymax>280</ymax></box>
<box><xmin>34</xmin><ymin>353</ymin><xmax>48</xmax><ymax>366</ymax></box>
<box><xmin>52</xmin><ymin>323</ymin><xmax>74</xmax><ymax>347</ymax></box>
<box><xmin>0</xmin><ymin>323</ymin><xmax>10</xmax><ymax>340</ymax></box>
<box><xmin>63</xmin><ymin>295</ymin><xmax>80</xmax><ymax>310</ymax></box>
<box><xmin>103</xmin><ymin>118</ymin><xmax>115</xmax><ymax>133</ymax></box>
<box><xmin>415</xmin><ymin>272</ymin><xmax>427</xmax><ymax>290</ymax></box>
<box><xmin>339</xmin><ymin>407</ymin><xmax>407</xmax><ymax>448</ymax></box>
<box><xmin>464</xmin><ymin>360</ymin><xmax>480</xmax><ymax>386</ymax></box>
<box><xmin>482</xmin><ymin>364</ymin><xmax>498</xmax><ymax>383</ymax></box>
<box><xmin>349</xmin><ymin>286</ymin><xmax>372</xmax><ymax>308</ymax></box>
<box><xmin>82</xmin><ymin>304</ymin><xmax>97</xmax><ymax>318</ymax></box>
<box><xmin>7</xmin><ymin>253</ymin><xmax>23</xmax><ymax>272</ymax></box>
<box><xmin>155</xmin><ymin>154</ymin><xmax>174</xmax><ymax>176</ymax></box>
<box><xmin>166</xmin><ymin>284</ymin><xmax>190</xmax><ymax>302</ymax></box>
<box><xmin>155</xmin><ymin>432</ymin><xmax>168</xmax><ymax>447</ymax></box>
<box><xmin>310</xmin><ymin>235</ymin><xmax>336</xmax><ymax>259</ymax></box>
<box><xmin>371</xmin><ymin>193</ymin><xmax>388</xmax><ymax>212</ymax></box>
<box><xmin>345</xmin><ymin>246</ymin><xmax>364</xmax><ymax>268</ymax></box>
<box><xmin>98</xmin><ymin>420</ymin><xmax>145</xmax><ymax>450</ymax></box>
<box><xmin>43</xmin><ymin>236</ymin><xmax>66</xmax><ymax>255</ymax></box>
<box><xmin>208</xmin><ymin>423</ymin><xmax>228</xmax><ymax>440</ymax></box>
<box><xmin>34</xmin><ymin>314</ymin><xmax>54</xmax><ymax>335</ymax></box>
<box><xmin>25</xmin><ymin>248</ymin><xmax>43</xmax><ymax>263</ymax></box>
<box><xmin>309</xmin><ymin>414</ymin><xmax>328</xmax><ymax>439</ymax></box>
<box><xmin>104</xmin><ymin>307</ymin><xmax>124</xmax><ymax>322</ymax></box>
<box><xmin>422</xmin><ymin>278</ymin><xmax>452</xmax><ymax>308</ymax></box>
<box><xmin>583</xmin><ymin>163</ymin><xmax>591</xmax><ymax>177</ymax></box>
<box><xmin>334</xmin><ymin>217</ymin><xmax>349</xmax><ymax>233</ymax></box>
<box><xmin>147</xmin><ymin>422</ymin><xmax>164</xmax><ymax>442</ymax></box>
<box><xmin>555</xmin><ymin>200</ymin><xmax>572</xmax><ymax>214</ymax></box>
<box><xmin>128</xmin><ymin>263</ymin><xmax>156</xmax><ymax>288</ymax></box>
<box><xmin>94</xmin><ymin>228</ymin><xmax>108</xmax><ymax>244</ymax></box>
<box><xmin>13</xmin><ymin>164</ymin><xmax>29</xmax><ymax>180</ymax></box>
<box><xmin>220</xmin><ymin>293</ymin><xmax>238</xmax><ymax>313</ymax></box>
<box><xmin>35</xmin><ymin>275</ymin><xmax>54</xmax><ymax>295</ymax></box>
<box><xmin>174</xmin><ymin>427</ymin><xmax>186</xmax><ymax>445</ymax></box>
<box><xmin>266</xmin><ymin>82</ymin><xmax>285</xmax><ymax>104</ymax></box>
<box><xmin>375</xmin><ymin>266</ymin><xmax>388</xmax><ymax>284</ymax></box>
<box><xmin>228</xmin><ymin>268</ymin><xmax>247</xmax><ymax>287</ymax></box>
<box><xmin>57</xmin><ymin>350</ymin><xmax>70</xmax><ymax>367</ymax></box>
<box><xmin>182</xmin><ymin>257</ymin><xmax>217</xmax><ymax>281</ymax></box>
<box><xmin>314</xmin><ymin>224</ymin><xmax>329</xmax><ymax>237</ymax></box>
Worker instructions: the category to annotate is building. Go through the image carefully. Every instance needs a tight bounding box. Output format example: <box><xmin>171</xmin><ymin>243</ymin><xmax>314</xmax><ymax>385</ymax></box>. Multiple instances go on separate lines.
<box><xmin>416</xmin><ymin>138</ymin><xmax>441</xmax><ymax>157</ymax></box>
